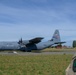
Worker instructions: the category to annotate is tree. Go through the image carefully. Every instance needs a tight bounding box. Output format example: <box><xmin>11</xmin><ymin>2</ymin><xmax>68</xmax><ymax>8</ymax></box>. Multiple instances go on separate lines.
<box><xmin>73</xmin><ymin>40</ymin><xmax>76</xmax><ymax>48</ymax></box>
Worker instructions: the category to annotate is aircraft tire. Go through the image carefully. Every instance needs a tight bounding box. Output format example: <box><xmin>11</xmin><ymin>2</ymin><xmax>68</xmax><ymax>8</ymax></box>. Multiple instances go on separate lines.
<box><xmin>27</xmin><ymin>50</ymin><xmax>31</xmax><ymax>52</ymax></box>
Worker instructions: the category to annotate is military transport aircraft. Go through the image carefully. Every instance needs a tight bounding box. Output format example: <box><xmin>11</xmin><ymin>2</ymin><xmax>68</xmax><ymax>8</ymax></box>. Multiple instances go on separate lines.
<box><xmin>0</xmin><ymin>30</ymin><xmax>65</xmax><ymax>52</ymax></box>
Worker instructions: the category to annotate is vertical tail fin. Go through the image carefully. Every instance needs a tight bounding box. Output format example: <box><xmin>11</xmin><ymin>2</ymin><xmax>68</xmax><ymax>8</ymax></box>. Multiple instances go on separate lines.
<box><xmin>51</xmin><ymin>30</ymin><xmax>61</xmax><ymax>43</ymax></box>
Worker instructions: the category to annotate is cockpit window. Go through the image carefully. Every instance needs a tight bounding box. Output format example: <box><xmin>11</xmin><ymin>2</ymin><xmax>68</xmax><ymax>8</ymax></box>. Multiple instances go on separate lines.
<box><xmin>73</xmin><ymin>59</ymin><xmax>76</xmax><ymax>72</ymax></box>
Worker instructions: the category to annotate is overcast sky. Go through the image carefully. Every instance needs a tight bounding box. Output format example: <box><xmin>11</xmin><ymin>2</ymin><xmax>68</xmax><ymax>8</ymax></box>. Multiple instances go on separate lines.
<box><xmin>0</xmin><ymin>0</ymin><xmax>76</xmax><ymax>46</ymax></box>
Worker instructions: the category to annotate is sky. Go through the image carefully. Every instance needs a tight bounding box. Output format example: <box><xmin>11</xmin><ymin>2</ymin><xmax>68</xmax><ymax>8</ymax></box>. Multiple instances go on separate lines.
<box><xmin>0</xmin><ymin>0</ymin><xmax>76</xmax><ymax>46</ymax></box>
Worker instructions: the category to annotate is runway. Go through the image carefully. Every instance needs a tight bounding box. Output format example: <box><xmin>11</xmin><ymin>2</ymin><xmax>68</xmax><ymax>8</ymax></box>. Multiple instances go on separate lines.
<box><xmin>0</xmin><ymin>50</ymin><xmax>76</xmax><ymax>55</ymax></box>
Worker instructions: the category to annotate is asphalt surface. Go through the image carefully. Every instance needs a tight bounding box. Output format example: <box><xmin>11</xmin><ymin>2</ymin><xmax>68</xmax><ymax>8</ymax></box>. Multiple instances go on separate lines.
<box><xmin>0</xmin><ymin>50</ymin><xmax>76</xmax><ymax>55</ymax></box>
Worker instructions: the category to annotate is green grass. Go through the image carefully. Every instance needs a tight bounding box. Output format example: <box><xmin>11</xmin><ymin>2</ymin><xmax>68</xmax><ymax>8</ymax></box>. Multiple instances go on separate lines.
<box><xmin>42</xmin><ymin>48</ymin><xmax>76</xmax><ymax>52</ymax></box>
<box><xmin>0</xmin><ymin>54</ymin><xmax>73</xmax><ymax>75</ymax></box>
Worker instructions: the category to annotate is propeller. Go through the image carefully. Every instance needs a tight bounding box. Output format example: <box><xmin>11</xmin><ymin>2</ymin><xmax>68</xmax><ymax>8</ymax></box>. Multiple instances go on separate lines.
<box><xmin>18</xmin><ymin>38</ymin><xmax>23</xmax><ymax>44</ymax></box>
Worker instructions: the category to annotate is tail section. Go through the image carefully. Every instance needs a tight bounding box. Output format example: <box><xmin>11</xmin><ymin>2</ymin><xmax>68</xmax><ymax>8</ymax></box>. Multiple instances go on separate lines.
<box><xmin>51</xmin><ymin>30</ymin><xmax>61</xmax><ymax>43</ymax></box>
<box><xmin>51</xmin><ymin>29</ymin><xmax>66</xmax><ymax>44</ymax></box>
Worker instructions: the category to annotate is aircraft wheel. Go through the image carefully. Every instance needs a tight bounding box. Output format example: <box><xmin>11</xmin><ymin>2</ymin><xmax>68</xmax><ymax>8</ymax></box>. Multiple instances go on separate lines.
<box><xmin>27</xmin><ymin>50</ymin><xmax>31</xmax><ymax>52</ymax></box>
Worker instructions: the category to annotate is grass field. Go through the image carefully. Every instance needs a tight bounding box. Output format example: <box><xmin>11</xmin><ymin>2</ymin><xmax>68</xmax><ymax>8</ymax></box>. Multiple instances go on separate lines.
<box><xmin>42</xmin><ymin>48</ymin><xmax>76</xmax><ymax>52</ymax></box>
<box><xmin>0</xmin><ymin>54</ymin><xmax>73</xmax><ymax>75</ymax></box>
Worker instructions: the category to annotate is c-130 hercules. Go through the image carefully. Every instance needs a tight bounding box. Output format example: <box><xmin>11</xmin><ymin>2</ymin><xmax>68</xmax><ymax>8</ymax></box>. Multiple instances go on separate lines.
<box><xmin>0</xmin><ymin>30</ymin><xmax>65</xmax><ymax>52</ymax></box>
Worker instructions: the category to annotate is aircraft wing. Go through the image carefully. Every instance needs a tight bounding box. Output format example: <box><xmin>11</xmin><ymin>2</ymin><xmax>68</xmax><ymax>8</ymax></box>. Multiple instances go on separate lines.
<box><xmin>29</xmin><ymin>37</ymin><xmax>44</xmax><ymax>44</ymax></box>
<box><xmin>25</xmin><ymin>37</ymin><xmax>44</xmax><ymax>47</ymax></box>
<box><xmin>18</xmin><ymin>37</ymin><xmax>44</xmax><ymax>45</ymax></box>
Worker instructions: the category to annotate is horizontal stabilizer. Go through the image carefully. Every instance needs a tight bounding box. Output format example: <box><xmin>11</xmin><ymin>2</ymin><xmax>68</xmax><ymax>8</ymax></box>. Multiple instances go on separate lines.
<box><xmin>54</xmin><ymin>42</ymin><xmax>66</xmax><ymax>44</ymax></box>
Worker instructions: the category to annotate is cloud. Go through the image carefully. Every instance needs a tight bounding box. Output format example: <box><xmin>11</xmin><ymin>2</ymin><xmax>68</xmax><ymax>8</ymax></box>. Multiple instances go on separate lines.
<box><xmin>30</xmin><ymin>0</ymin><xmax>47</xmax><ymax>3</ymax></box>
<box><xmin>0</xmin><ymin>0</ymin><xmax>76</xmax><ymax>46</ymax></box>
<box><xmin>0</xmin><ymin>22</ymin><xmax>76</xmax><ymax>42</ymax></box>
<box><xmin>0</xmin><ymin>1</ymin><xmax>76</xmax><ymax>25</ymax></box>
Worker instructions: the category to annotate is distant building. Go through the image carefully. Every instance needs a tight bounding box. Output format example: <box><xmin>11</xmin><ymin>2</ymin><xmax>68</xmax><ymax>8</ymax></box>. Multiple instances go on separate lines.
<box><xmin>55</xmin><ymin>44</ymin><xmax>62</xmax><ymax>49</ymax></box>
<box><xmin>62</xmin><ymin>45</ymin><xmax>68</xmax><ymax>48</ymax></box>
